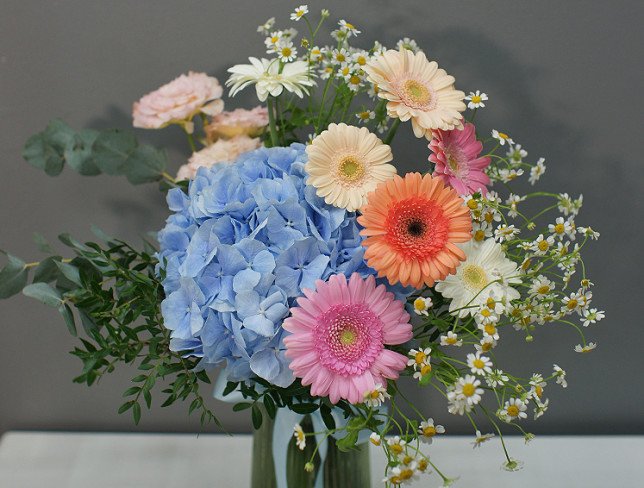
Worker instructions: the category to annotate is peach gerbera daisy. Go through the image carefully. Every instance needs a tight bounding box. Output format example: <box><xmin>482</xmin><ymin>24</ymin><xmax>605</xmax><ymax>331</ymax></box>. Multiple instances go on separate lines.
<box><xmin>363</xmin><ymin>49</ymin><xmax>466</xmax><ymax>138</ymax></box>
<box><xmin>358</xmin><ymin>173</ymin><xmax>472</xmax><ymax>288</ymax></box>
<box><xmin>305</xmin><ymin>123</ymin><xmax>395</xmax><ymax>211</ymax></box>
<box><xmin>283</xmin><ymin>273</ymin><xmax>412</xmax><ymax>404</ymax></box>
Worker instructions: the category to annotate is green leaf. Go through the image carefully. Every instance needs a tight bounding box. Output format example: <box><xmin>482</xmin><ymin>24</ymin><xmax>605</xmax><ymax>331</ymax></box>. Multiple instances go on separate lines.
<box><xmin>251</xmin><ymin>404</ymin><xmax>263</xmax><ymax>429</ymax></box>
<box><xmin>65</xmin><ymin>130</ymin><xmax>101</xmax><ymax>176</ymax></box>
<box><xmin>118</xmin><ymin>401</ymin><xmax>135</xmax><ymax>414</ymax></box>
<box><xmin>33</xmin><ymin>233</ymin><xmax>54</xmax><ymax>254</ymax></box>
<box><xmin>232</xmin><ymin>402</ymin><xmax>253</xmax><ymax>412</ymax></box>
<box><xmin>0</xmin><ymin>254</ymin><xmax>28</xmax><ymax>298</ymax></box>
<box><xmin>123</xmin><ymin>386</ymin><xmax>141</xmax><ymax>397</ymax></box>
<box><xmin>132</xmin><ymin>402</ymin><xmax>141</xmax><ymax>424</ymax></box>
<box><xmin>92</xmin><ymin>129</ymin><xmax>137</xmax><ymax>175</ymax></box>
<box><xmin>22</xmin><ymin>282</ymin><xmax>63</xmax><ymax>307</ymax></box>
<box><xmin>32</xmin><ymin>256</ymin><xmax>62</xmax><ymax>282</ymax></box>
<box><xmin>121</xmin><ymin>145</ymin><xmax>166</xmax><ymax>184</ymax></box>
<box><xmin>263</xmin><ymin>395</ymin><xmax>276</xmax><ymax>419</ymax></box>
<box><xmin>222</xmin><ymin>381</ymin><xmax>239</xmax><ymax>397</ymax></box>
<box><xmin>55</xmin><ymin>261</ymin><xmax>82</xmax><ymax>286</ymax></box>
<box><xmin>336</xmin><ymin>430</ymin><xmax>359</xmax><ymax>452</ymax></box>
<box><xmin>58</xmin><ymin>303</ymin><xmax>77</xmax><ymax>336</ymax></box>
<box><xmin>291</xmin><ymin>403</ymin><xmax>319</xmax><ymax>414</ymax></box>
<box><xmin>320</xmin><ymin>404</ymin><xmax>336</xmax><ymax>430</ymax></box>
<box><xmin>22</xmin><ymin>120</ymin><xmax>73</xmax><ymax>176</ymax></box>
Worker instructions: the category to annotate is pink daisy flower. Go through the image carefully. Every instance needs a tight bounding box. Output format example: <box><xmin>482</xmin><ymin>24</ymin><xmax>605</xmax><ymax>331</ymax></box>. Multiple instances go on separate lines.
<box><xmin>283</xmin><ymin>273</ymin><xmax>412</xmax><ymax>404</ymax></box>
<box><xmin>429</xmin><ymin>123</ymin><xmax>491</xmax><ymax>196</ymax></box>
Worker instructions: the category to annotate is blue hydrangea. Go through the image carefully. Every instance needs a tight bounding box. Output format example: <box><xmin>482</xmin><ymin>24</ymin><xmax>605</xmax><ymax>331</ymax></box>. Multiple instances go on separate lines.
<box><xmin>158</xmin><ymin>143</ymin><xmax>398</xmax><ymax>387</ymax></box>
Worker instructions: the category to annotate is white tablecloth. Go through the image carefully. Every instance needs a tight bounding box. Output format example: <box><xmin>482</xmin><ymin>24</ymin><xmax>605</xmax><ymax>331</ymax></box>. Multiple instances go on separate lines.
<box><xmin>0</xmin><ymin>432</ymin><xmax>642</xmax><ymax>487</ymax></box>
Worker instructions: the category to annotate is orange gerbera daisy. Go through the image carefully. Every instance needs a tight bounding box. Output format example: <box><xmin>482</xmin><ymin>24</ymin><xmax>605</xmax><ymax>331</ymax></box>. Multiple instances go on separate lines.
<box><xmin>358</xmin><ymin>173</ymin><xmax>472</xmax><ymax>288</ymax></box>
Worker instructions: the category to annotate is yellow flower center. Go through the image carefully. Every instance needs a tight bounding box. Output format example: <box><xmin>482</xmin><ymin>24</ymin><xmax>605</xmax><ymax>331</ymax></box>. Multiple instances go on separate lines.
<box><xmin>473</xmin><ymin>230</ymin><xmax>485</xmax><ymax>242</ymax></box>
<box><xmin>522</xmin><ymin>258</ymin><xmax>532</xmax><ymax>270</ymax></box>
<box><xmin>413</xmin><ymin>298</ymin><xmax>427</xmax><ymax>311</ymax></box>
<box><xmin>358</xmin><ymin>111</ymin><xmax>371</xmax><ymax>120</ymax></box>
<box><xmin>420</xmin><ymin>364</ymin><xmax>432</xmax><ymax>375</ymax></box>
<box><xmin>403</xmin><ymin>79</ymin><xmax>432</xmax><ymax>107</ymax></box>
<box><xmin>554</xmin><ymin>223</ymin><xmax>565</xmax><ymax>234</ymax></box>
<box><xmin>349</xmin><ymin>75</ymin><xmax>361</xmax><ymax>85</ymax></box>
<box><xmin>471</xmin><ymin>95</ymin><xmax>482</xmax><ymax>103</ymax></box>
<box><xmin>535</xmin><ymin>385</ymin><xmax>543</xmax><ymax>398</ymax></box>
<box><xmin>480</xmin><ymin>308</ymin><xmax>492</xmax><ymax>318</ymax></box>
<box><xmin>566</xmin><ymin>299</ymin><xmax>578</xmax><ymax>310</ymax></box>
<box><xmin>537</xmin><ymin>285</ymin><xmax>550</xmax><ymax>294</ymax></box>
<box><xmin>356</xmin><ymin>55</ymin><xmax>367</xmax><ymax>65</ymax></box>
<box><xmin>390</xmin><ymin>443</ymin><xmax>403</xmax><ymax>454</ymax></box>
<box><xmin>486</xmin><ymin>297</ymin><xmax>496</xmax><ymax>308</ymax></box>
<box><xmin>473</xmin><ymin>358</ymin><xmax>485</xmax><ymax>369</ymax></box>
<box><xmin>340</xmin><ymin>329</ymin><xmax>356</xmax><ymax>346</ymax></box>
<box><xmin>281</xmin><ymin>47</ymin><xmax>292</xmax><ymax>58</ymax></box>
<box><xmin>422</xmin><ymin>425</ymin><xmax>437</xmax><ymax>437</ymax></box>
<box><xmin>414</xmin><ymin>351</ymin><xmax>426</xmax><ymax>364</ymax></box>
<box><xmin>403</xmin><ymin>455</ymin><xmax>414</xmax><ymax>465</ymax></box>
<box><xmin>341</xmin><ymin>66</ymin><xmax>350</xmax><ymax>76</ymax></box>
<box><xmin>462</xmin><ymin>383</ymin><xmax>476</xmax><ymax>397</ymax></box>
<box><xmin>400</xmin><ymin>469</ymin><xmax>414</xmax><ymax>480</ymax></box>
<box><xmin>336</xmin><ymin>53</ymin><xmax>346</xmax><ymax>62</ymax></box>
<box><xmin>391</xmin><ymin>476</ymin><xmax>403</xmax><ymax>485</ymax></box>
<box><xmin>270</xmin><ymin>36</ymin><xmax>279</xmax><ymax>44</ymax></box>
<box><xmin>446</xmin><ymin>336</ymin><xmax>458</xmax><ymax>345</ymax></box>
<box><xmin>484</xmin><ymin>212</ymin><xmax>494</xmax><ymax>223</ymax></box>
<box><xmin>369</xmin><ymin>390</ymin><xmax>381</xmax><ymax>399</ymax></box>
<box><xmin>538</xmin><ymin>240</ymin><xmax>550</xmax><ymax>251</ymax></box>
<box><xmin>506</xmin><ymin>405</ymin><xmax>519</xmax><ymax>417</ymax></box>
<box><xmin>337</xmin><ymin>155</ymin><xmax>365</xmax><ymax>183</ymax></box>
<box><xmin>344</xmin><ymin>22</ymin><xmax>355</xmax><ymax>29</ymax></box>
<box><xmin>481</xmin><ymin>341</ymin><xmax>493</xmax><ymax>352</ymax></box>
<box><xmin>418</xmin><ymin>459</ymin><xmax>429</xmax><ymax>472</ymax></box>
<box><xmin>484</xmin><ymin>324</ymin><xmax>497</xmax><ymax>336</ymax></box>
<box><xmin>498</xmin><ymin>132</ymin><xmax>509</xmax><ymax>140</ymax></box>
<box><xmin>462</xmin><ymin>264</ymin><xmax>488</xmax><ymax>290</ymax></box>
<box><xmin>467</xmin><ymin>199</ymin><xmax>479</xmax><ymax>210</ymax></box>
<box><xmin>370</xmin><ymin>436</ymin><xmax>381</xmax><ymax>446</ymax></box>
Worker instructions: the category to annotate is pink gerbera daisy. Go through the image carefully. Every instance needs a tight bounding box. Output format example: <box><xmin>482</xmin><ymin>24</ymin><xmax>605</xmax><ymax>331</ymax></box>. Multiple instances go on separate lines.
<box><xmin>283</xmin><ymin>273</ymin><xmax>412</xmax><ymax>404</ymax></box>
<box><xmin>429</xmin><ymin>123</ymin><xmax>491</xmax><ymax>196</ymax></box>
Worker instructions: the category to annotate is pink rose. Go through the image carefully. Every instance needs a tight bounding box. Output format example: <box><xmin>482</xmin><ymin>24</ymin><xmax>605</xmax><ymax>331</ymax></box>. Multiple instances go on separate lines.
<box><xmin>205</xmin><ymin>106</ymin><xmax>269</xmax><ymax>141</ymax></box>
<box><xmin>176</xmin><ymin>135</ymin><xmax>262</xmax><ymax>180</ymax></box>
<box><xmin>133</xmin><ymin>72</ymin><xmax>223</xmax><ymax>130</ymax></box>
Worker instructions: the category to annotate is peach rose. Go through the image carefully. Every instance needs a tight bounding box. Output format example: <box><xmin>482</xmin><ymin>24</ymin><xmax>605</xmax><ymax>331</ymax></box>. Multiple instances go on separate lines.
<box><xmin>176</xmin><ymin>135</ymin><xmax>262</xmax><ymax>180</ymax></box>
<box><xmin>133</xmin><ymin>72</ymin><xmax>223</xmax><ymax>131</ymax></box>
<box><xmin>205</xmin><ymin>106</ymin><xmax>269</xmax><ymax>142</ymax></box>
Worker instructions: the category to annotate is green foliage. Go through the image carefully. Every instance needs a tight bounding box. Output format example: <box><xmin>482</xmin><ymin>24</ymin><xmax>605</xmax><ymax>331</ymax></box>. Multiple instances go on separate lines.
<box><xmin>22</xmin><ymin>119</ymin><xmax>168</xmax><ymax>185</ymax></box>
<box><xmin>0</xmin><ymin>234</ymin><xmax>221</xmax><ymax>428</ymax></box>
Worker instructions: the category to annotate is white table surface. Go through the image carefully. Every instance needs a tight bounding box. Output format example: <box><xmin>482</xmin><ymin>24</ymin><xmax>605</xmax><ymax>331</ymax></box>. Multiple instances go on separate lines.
<box><xmin>0</xmin><ymin>432</ymin><xmax>642</xmax><ymax>487</ymax></box>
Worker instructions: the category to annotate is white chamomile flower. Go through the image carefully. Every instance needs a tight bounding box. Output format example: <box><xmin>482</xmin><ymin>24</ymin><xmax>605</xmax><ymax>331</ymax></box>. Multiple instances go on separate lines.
<box><xmin>531</xmin><ymin>234</ymin><xmax>555</xmax><ymax>255</ymax></box>
<box><xmin>338</xmin><ymin>19</ymin><xmax>360</xmax><ymax>37</ymax></box>
<box><xmin>352</xmin><ymin>50</ymin><xmax>370</xmax><ymax>67</ymax></box>
<box><xmin>264</xmin><ymin>30</ymin><xmax>284</xmax><ymax>49</ymax></box>
<box><xmin>418</xmin><ymin>418</ymin><xmax>445</xmax><ymax>444</ymax></box>
<box><xmin>498</xmin><ymin>168</ymin><xmax>524</xmax><ymax>182</ymax></box>
<box><xmin>578</xmin><ymin>226</ymin><xmax>600</xmax><ymax>240</ymax></box>
<box><xmin>440</xmin><ymin>331</ymin><xmax>462</xmax><ymax>347</ymax></box>
<box><xmin>562</xmin><ymin>291</ymin><xmax>584</xmax><ymax>315</ymax></box>
<box><xmin>369</xmin><ymin>432</ymin><xmax>381</xmax><ymax>446</ymax></box>
<box><xmin>529</xmin><ymin>275</ymin><xmax>554</xmax><ymax>296</ymax></box>
<box><xmin>465</xmin><ymin>90</ymin><xmax>488</xmax><ymax>109</ymax></box>
<box><xmin>413</xmin><ymin>297</ymin><xmax>433</xmax><ymax>316</ymax></box>
<box><xmin>276</xmin><ymin>42</ymin><xmax>298</xmax><ymax>62</ymax></box>
<box><xmin>505</xmin><ymin>194</ymin><xmax>525</xmax><ymax>218</ymax></box>
<box><xmin>506</xmin><ymin>144</ymin><xmax>527</xmax><ymax>163</ymax></box>
<box><xmin>435</xmin><ymin>239</ymin><xmax>521</xmax><ymax>318</ymax></box>
<box><xmin>486</xmin><ymin>368</ymin><xmax>508</xmax><ymax>387</ymax></box>
<box><xmin>574</xmin><ymin>342</ymin><xmax>597</xmax><ymax>353</ymax></box>
<box><xmin>478</xmin><ymin>322</ymin><xmax>500</xmax><ymax>342</ymax></box>
<box><xmin>500</xmin><ymin>398</ymin><xmax>528</xmax><ymax>421</ymax></box>
<box><xmin>467</xmin><ymin>352</ymin><xmax>493</xmax><ymax>375</ymax></box>
<box><xmin>331</xmin><ymin>48</ymin><xmax>349</xmax><ymax>65</ymax></box>
<box><xmin>529</xmin><ymin>374</ymin><xmax>546</xmax><ymax>401</ymax></box>
<box><xmin>529</xmin><ymin>157</ymin><xmax>546</xmax><ymax>184</ymax></box>
<box><xmin>290</xmin><ymin>5</ymin><xmax>308</xmax><ymax>21</ymax></box>
<box><xmin>492</xmin><ymin>129</ymin><xmax>514</xmax><ymax>146</ymax></box>
<box><xmin>396</xmin><ymin>37</ymin><xmax>420</xmax><ymax>52</ymax></box>
<box><xmin>227</xmin><ymin>57</ymin><xmax>315</xmax><ymax>102</ymax></box>
<box><xmin>447</xmin><ymin>375</ymin><xmax>484</xmax><ymax>415</ymax></box>
<box><xmin>387</xmin><ymin>436</ymin><xmax>406</xmax><ymax>456</ymax></box>
<box><xmin>553</xmin><ymin>364</ymin><xmax>568</xmax><ymax>387</ymax></box>
<box><xmin>494</xmin><ymin>224</ymin><xmax>520</xmax><ymax>242</ymax></box>
<box><xmin>355</xmin><ymin>110</ymin><xmax>375</xmax><ymax>123</ymax></box>
<box><xmin>472</xmin><ymin>430</ymin><xmax>495</xmax><ymax>448</ymax></box>
<box><xmin>294</xmin><ymin>424</ymin><xmax>306</xmax><ymax>450</ymax></box>
<box><xmin>309</xmin><ymin>46</ymin><xmax>324</xmax><ymax>63</ymax></box>
<box><xmin>549</xmin><ymin>217</ymin><xmax>575</xmax><ymax>240</ymax></box>
<box><xmin>534</xmin><ymin>398</ymin><xmax>549</xmax><ymax>419</ymax></box>
<box><xmin>582</xmin><ymin>308</ymin><xmax>605</xmax><ymax>327</ymax></box>
<box><xmin>363</xmin><ymin>383</ymin><xmax>390</xmax><ymax>407</ymax></box>
<box><xmin>257</xmin><ymin>17</ymin><xmax>276</xmax><ymax>35</ymax></box>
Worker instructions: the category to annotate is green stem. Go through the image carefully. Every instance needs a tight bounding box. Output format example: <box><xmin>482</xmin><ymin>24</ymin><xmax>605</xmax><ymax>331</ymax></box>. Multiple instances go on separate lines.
<box><xmin>383</xmin><ymin>119</ymin><xmax>401</xmax><ymax>145</ymax></box>
<box><xmin>266</xmin><ymin>97</ymin><xmax>279</xmax><ymax>147</ymax></box>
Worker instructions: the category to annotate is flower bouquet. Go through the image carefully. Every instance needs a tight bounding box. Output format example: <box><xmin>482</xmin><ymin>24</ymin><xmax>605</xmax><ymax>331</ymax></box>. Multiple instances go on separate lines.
<box><xmin>1</xmin><ymin>5</ymin><xmax>604</xmax><ymax>487</ymax></box>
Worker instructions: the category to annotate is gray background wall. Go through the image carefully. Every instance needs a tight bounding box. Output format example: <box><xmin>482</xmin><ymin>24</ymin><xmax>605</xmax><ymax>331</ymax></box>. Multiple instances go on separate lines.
<box><xmin>1</xmin><ymin>0</ymin><xmax>642</xmax><ymax>436</ymax></box>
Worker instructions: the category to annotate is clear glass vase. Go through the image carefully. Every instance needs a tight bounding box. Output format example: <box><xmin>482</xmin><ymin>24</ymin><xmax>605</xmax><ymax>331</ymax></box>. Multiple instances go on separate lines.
<box><xmin>251</xmin><ymin>409</ymin><xmax>371</xmax><ymax>488</ymax></box>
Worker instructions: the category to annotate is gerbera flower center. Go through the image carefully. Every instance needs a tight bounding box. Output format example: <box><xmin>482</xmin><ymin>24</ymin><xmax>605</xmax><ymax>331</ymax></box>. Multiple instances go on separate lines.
<box><xmin>385</xmin><ymin>197</ymin><xmax>450</xmax><ymax>260</ymax></box>
<box><xmin>461</xmin><ymin>264</ymin><xmax>488</xmax><ymax>290</ymax></box>
<box><xmin>337</xmin><ymin>154</ymin><xmax>366</xmax><ymax>183</ymax></box>
<box><xmin>401</xmin><ymin>79</ymin><xmax>433</xmax><ymax>109</ymax></box>
<box><xmin>314</xmin><ymin>303</ymin><xmax>384</xmax><ymax>376</ymax></box>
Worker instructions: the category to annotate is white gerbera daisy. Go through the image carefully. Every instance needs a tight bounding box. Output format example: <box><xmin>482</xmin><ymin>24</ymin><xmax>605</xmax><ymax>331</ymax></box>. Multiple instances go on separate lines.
<box><xmin>305</xmin><ymin>123</ymin><xmax>395</xmax><ymax>211</ymax></box>
<box><xmin>364</xmin><ymin>49</ymin><xmax>466</xmax><ymax>137</ymax></box>
<box><xmin>435</xmin><ymin>239</ymin><xmax>521</xmax><ymax>318</ymax></box>
<box><xmin>226</xmin><ymin>58</ymin><xmax>315</xmax><ymax>102</ymax></box>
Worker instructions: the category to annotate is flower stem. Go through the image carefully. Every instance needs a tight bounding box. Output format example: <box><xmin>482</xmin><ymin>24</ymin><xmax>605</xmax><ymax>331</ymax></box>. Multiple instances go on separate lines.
<box><xmin>383</xmin><ymin>119</ymin><xmax>401</xmax><ymax>145</ymax></box>
<box><xmin>266</xmin><ymin>97</ymin><xmax>279</xmax><ymax>147</ymax></box>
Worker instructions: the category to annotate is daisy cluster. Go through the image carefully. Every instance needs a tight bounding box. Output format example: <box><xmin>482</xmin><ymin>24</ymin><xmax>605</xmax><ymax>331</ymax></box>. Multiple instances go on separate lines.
<box><xmin>132</xmin><ymin>6</ymin><xmax>603</xmax><ymax>487</ymax></box>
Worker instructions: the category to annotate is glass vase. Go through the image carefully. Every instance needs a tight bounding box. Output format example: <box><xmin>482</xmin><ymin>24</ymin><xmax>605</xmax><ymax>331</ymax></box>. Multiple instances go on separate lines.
<box><xmin>251</xmin><ymin>408</ymin><xmax>371</xmax><ymax>488</ymax></box>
